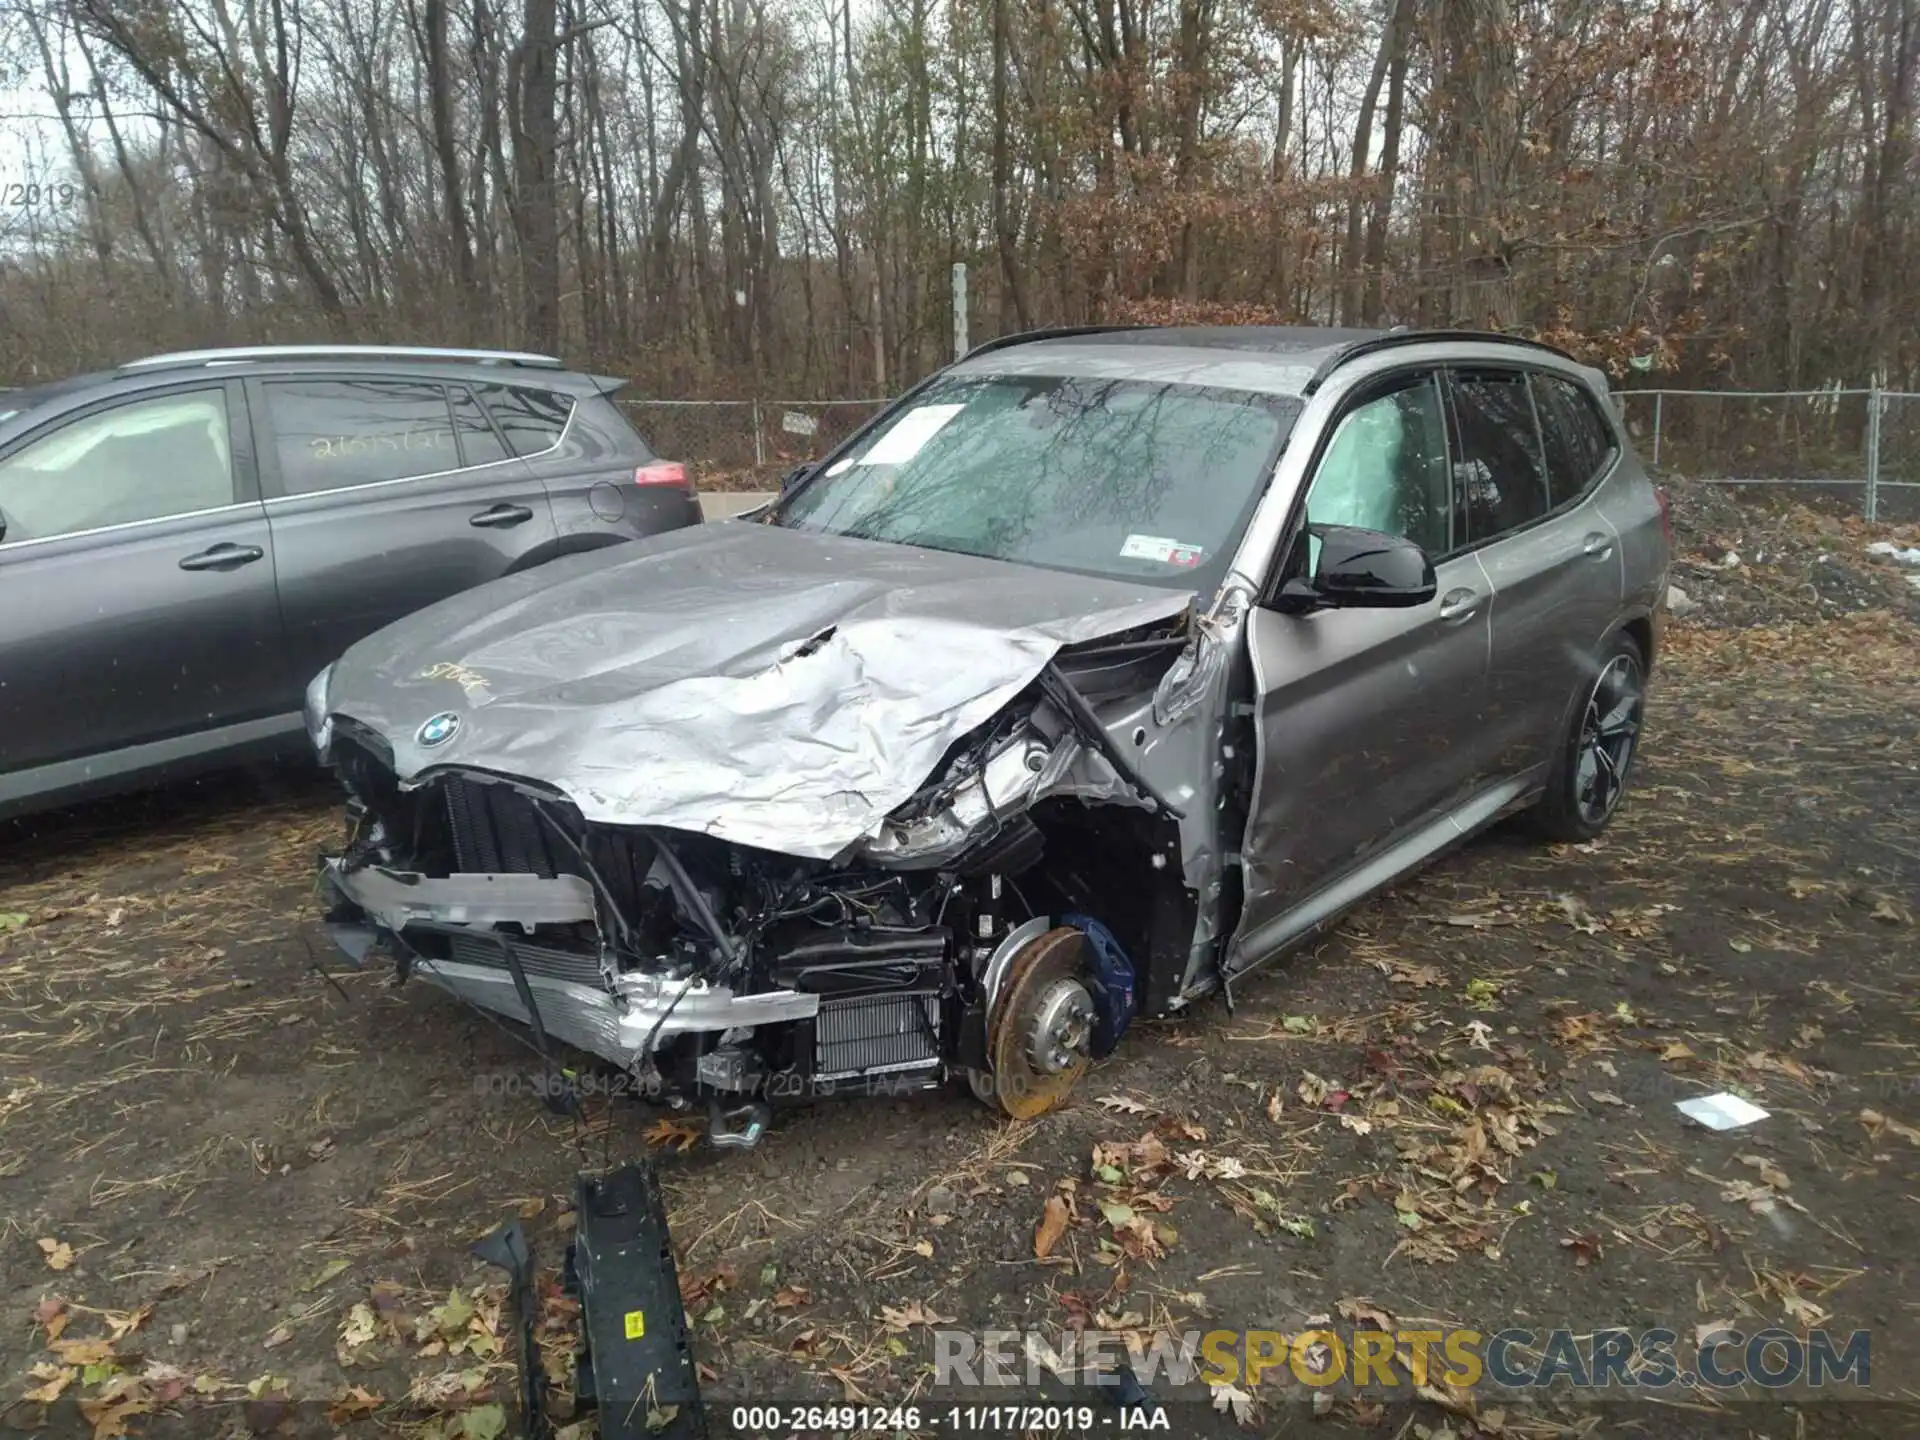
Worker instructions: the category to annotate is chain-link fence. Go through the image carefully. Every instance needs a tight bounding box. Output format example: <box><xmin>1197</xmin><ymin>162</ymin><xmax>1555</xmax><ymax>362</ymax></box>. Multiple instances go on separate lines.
<box><xmin>1615</xmin><ymin>388</ymin><xmax>1920</xmax><ymax>522</ymax></box>
<box><xmin>624</xmin><ymin>387</ymin><xmax>1920</xmax><ymax>522</ymax></box>
<box><xmin>619</xmin><ymin>398</ymin><xmax>890</xmax><ymax>492</ymax></box>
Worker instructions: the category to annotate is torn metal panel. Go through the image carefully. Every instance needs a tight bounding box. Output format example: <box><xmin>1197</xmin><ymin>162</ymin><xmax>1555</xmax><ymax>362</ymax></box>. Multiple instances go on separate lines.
<box><xmin>323</xmin><ymin>522</ymin><xmax>1193</xmax><ymax>858</ymax></box>
<box><xmin>408</xmin><ymin>954</ymin><xmax>819</xmax><ymax>1067</ymax></box>
<box><xmin>323</xmin><ymin>860</ymin><xmax>598</xmax><ymax>931</ymax></box>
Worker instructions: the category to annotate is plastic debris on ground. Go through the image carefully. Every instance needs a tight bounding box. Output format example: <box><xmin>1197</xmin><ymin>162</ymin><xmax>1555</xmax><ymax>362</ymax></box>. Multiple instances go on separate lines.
<box><xmin>1676</xmin><ymin>1093</ymin><xmax>1770</xmax><ymax>1131</ymax></box>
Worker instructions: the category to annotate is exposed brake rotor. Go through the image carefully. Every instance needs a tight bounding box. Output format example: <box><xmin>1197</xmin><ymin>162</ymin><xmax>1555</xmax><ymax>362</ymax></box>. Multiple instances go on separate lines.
<box><xmin>985</xmin><ymin>926</ymin><xmax>1095</xmax><ymax>1119</ymax></box>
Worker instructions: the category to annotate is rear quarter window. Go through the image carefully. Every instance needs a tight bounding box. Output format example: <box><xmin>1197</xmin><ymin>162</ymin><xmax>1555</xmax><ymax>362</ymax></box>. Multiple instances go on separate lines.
<box><xmin>477</xmin><ymin>385</ymin><xmax>573</xmax><ymax>458</ymax></box>
<box><xmin>1531</xmin><ymin>373</ymin><xmax>1618</xmax><ymax>504</ymax></box>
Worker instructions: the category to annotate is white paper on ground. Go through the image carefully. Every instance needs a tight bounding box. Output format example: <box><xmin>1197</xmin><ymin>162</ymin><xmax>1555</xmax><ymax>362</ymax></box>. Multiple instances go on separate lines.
<box><xmin>1676</xmin><ymin>1093</ymin><xmax>1769</xmax><ymax>1131</ymax></box>
<box><xmin>859</xmin><ymin>403</ymin><xmax>965</xmax><ymax>466</ymax></box>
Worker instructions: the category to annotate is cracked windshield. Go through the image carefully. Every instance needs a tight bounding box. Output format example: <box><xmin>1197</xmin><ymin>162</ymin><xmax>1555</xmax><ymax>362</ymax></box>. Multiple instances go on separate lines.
<box><xmin>777</xmin><ymin>375</ymin><xmax>1300</xmax><ymax>585</ymax></box>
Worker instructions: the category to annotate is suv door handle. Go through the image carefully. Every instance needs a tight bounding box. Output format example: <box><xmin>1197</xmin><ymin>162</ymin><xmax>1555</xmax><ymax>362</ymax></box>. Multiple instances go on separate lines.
<box><xmin>178</xmin><ymin>542</ymin><xmax>264</xmax><ymax>572</ymax></box>
<box><xmin>470</xmin><ymin>503</ymin><xmax>534</xmax><ymax>529</ymax></box>
<box><xmin>1581</xmin><ymin>532</ymin><xmax>1614</xmax><ymax>559</ymax></box>
<box><xmin>1438</xmin><ymin>587</ymin><xmax>1481</xmax><ymax>623</ymax></box>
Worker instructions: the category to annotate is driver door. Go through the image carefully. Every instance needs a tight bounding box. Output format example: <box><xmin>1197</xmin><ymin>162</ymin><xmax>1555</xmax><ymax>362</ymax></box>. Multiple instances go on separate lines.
<box><xmin>1228</xmin><ymin>369</ymin><xmax>1495</xmax><ymax>973</ymax></box>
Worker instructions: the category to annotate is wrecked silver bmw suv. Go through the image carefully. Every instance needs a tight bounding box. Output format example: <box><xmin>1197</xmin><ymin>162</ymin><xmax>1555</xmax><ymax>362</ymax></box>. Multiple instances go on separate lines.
<box><xmin>312</xmin><ymin>327</ymin><xmax>1670</xmax><ymax>1139</ymax></box>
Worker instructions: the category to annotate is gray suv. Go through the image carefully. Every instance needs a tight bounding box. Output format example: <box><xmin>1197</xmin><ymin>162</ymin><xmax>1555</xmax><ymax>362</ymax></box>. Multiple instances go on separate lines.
<box><xmin>312</xmin><ymin>326</ymin><xmax>1670</xmax><ymax>1140</ymax></box>
<box><xmin>0</xmin><ymin>345</ymin><xmax>699</xmax><ymax>819</ymax></box>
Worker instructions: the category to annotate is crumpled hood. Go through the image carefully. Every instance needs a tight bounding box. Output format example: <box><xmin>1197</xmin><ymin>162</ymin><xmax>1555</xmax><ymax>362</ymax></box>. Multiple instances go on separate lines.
<box><xmin>327</xmin><ymin>521</ymin><xmax>1193</xmax><ymax>857</ymax></box>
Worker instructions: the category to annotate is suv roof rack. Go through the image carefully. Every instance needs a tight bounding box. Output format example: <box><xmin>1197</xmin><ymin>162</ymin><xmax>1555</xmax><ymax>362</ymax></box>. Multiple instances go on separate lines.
<box><xmin>120</xmin><ymin>345</ymin><xmax>566</xmax><ymax>373</ymax></box>
<box><xmin>1304</xmin><ymin>328</ymin><xmax>1581</xmax><ymax>394</ymax></box>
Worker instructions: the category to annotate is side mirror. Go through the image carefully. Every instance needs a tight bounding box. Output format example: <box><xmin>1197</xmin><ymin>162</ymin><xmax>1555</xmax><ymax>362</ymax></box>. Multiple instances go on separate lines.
<box><xmin>1275</xmin><ymin>523</ymin><xmax>1436</xmax><ymax>612</ymax></box>
<box><xmin>779</xmin><ymin>463</ymin><xmax>814</xmax><ymax>497</ymax></box>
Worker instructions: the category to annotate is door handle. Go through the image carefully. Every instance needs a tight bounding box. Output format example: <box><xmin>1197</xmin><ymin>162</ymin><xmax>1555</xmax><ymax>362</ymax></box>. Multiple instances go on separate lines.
<box><xmin>1581</xmin><ymin>532</ymin><xmax>1614</xmax><ymax>559</ymax></box>
<box><xmin>178</xmin><ymin>542</ymin><xmax>264</xmax><ymax>572</ymax></box>
<box><xmin>470</xmin><ymin>503</ymin><xmax>534</xmax><ymax>529</ymax></box>
<box><xmin>1438</xmin><ymin>587</ymin><xmax>1480</xmax><ymax>623</ymax></box>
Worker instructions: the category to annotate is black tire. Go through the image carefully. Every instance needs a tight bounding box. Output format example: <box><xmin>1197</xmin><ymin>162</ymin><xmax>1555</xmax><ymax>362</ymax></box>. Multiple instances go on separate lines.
<box><xmin>1527</xmin><ymin>631</ymin><xmax>1647</xmax><ymax>844</ymax></box>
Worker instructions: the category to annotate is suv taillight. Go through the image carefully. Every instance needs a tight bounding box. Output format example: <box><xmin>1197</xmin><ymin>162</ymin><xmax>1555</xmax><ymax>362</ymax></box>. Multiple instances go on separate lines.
<box><xmin>1654</xmin><ymin>486</ymin><xmax>1673</xmax><ymax>547</ymax></box>
<box><xmin>635</xmin><ymin>461</ymin><xmax>689</xmax><ymax>491</ymax></box>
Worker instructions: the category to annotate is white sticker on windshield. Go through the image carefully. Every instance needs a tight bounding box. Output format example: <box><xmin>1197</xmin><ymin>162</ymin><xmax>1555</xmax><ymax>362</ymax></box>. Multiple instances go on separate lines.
<box><xmin>859</xmin><ymin>404</ymin><xmax>965</xmax><ymax>466</ymax></box>
<box><xmin>1121</xmin><ymin>533</ymin><xmax>1206</xmax><ymax>567</ymax></box>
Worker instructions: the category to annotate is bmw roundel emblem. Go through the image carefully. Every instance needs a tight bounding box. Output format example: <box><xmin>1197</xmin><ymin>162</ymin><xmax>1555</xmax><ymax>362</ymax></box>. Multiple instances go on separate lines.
<box><xmin>417</xmin><ymin>711</ymin><xmax>461</xmax><ymax>748</ymax></box>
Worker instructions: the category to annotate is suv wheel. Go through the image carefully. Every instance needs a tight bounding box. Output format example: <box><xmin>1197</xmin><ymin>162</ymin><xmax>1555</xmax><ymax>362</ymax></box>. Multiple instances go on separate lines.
<box><xmin>1528</xmin><ymin>632</ymin><xmax>1646</xmax><ymax>844</ymax></box>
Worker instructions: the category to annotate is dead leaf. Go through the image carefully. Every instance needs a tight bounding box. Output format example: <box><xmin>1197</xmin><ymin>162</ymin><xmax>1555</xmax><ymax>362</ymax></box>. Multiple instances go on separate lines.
<box><xmin>262</xmin><ymin>1325</ymin><xmax>293</xmax><ymax>1350</ymax></box>
<box><xmin>101</xmin><ymin>1306</ymin><xmax>150</xmax><ymax>1342</ymax></box>
<box><xmin>21</xmin><ymin>1363</ymin><xmax>76</xmax><ymax>1405</ymax></box>
<box><xmin>1737</xmin><ymin>1153</ymin><xmax>1790</xmax><ymax>1189</ymax></box>
<box><xmin>1860</xmin><ymin>1109</ymin><xmax>1920</xmax><ymax>1146</ymax></box>
<box><xmin>49</xmin><ymin>1338</ymin><xmax>116</xmax><ymax>1367</ymax></box>
<box><xmin>327</xmin><ymin>1385</ymin><xmax>383</xmax><ymax>1423</ymax></box>
<box><xmin>1264</xmin><ymin>1088</ymin><xmax>1284</xmax><ymax>1121</ymax></box>
<box><xmin>33</xmin><ymin>1297</ymin><xmax>69</xmax><ymax>1343</ymax></box>
<box><xmin>302</xmin><ymin>1258</ymin><xmax>350</xmax><ymax>1292</ymax></box>
<box><xmin>1096</xmin><ymin>1094</ymin><xmax>1152</xmax><ymax>1114</ymax></box>
<box><xmin>338</xmin><ymin>1302</ymin><xmax>378</xmax><ymax>1353</ymax></box>
<box><xmin>77</xmin><ymin>1391</ymin><xmax>151</xmax><ymax>1440</ymax></box>
<box><xmin>1560</xmin><ymin>1233</ymin><xmax>1603</xmax><ymax>1267</ymax></box>
<box><xmin>1336</xmin><ymin>1296</ymin><xmax>1395</xmax><ymax>1332</ymax></box>
<box><xmin>1033</xmin><ymin>1195</ymin><xmax>1070</xmax><ymax>1260</ymax></box>
<box><xmin>1868</xmin><ymin>895</ymin><xmax>1909</xmax><ymax>925</ymax></box>
<box><xmin>1660</xmin><ymin>1041</ymin><xmax>1697</xmax><ymax>1062</ymax></box>
<box><xmin>772</xmin><ymin>1285</ymin><xmax>812</xmax><ymax>1309</ymax></box>
<box><xmin>880</xmin><ymin>1300</ymin><xmax>955</xmax><ymax>1331</ymax></box>
<box><xmin>643</xmin><ymin>1117</ymin><xmax>703</xmax><ymax>1152</ymax></box>
<box><xmin>38</xmin><ymin>1238</ymin><xmax>75</xmax><ymax>1272</ymax></box>
<box><xmin>1589</xmin><ymin>1090</ymin><xmax>1628</xmax><ymax>1108</ymax></box>
<box><xmin>1210</xmin><ymin>1381</ymin><xmax>1255</xmax><ymax>1422</ymax></box>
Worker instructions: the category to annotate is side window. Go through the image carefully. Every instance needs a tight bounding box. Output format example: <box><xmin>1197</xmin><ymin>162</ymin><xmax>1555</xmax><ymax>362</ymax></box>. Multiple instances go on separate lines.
<box><xmin>1448</xmin><ymin>370</ymin><xmax>1551</xmax><ymax>543</ymax></box>
<box><xmin>477</xmin><ymin>385</ymin><xmax>572</xmax><ymax>458</ymax></box>
<box><xmin>265</xmin><ymin>380</ymin><xmax>457</xmax><ymax>495</ymax></box>
<box><xmin>1531</xmin><ymin>373</ymin><xmax>1616</xmax><ymax>503</ymax></box>
<box><xmin>449</xmin><ymin>387</ymin><xmax>511</xmax><ymax>468</ymax></box>
<box><xmin>0</xmin><ymin>389</ymin><xmax>233</xmax><ymax>544</ymax></box>
<box><xmin>1303</xmin><ymin>372</ymin><xmax>1452</xmax><ymax>566</ymax></box>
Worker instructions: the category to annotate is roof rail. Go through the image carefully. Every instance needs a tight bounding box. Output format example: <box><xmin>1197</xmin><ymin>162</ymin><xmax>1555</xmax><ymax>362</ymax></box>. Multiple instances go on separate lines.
<box><xmin>120</xmin><ymin>344</ymin><xmax>566</xmax><ymax>372</ymax></box>
<box><xmin>1303</xmin><ymin>328</ymin><xmax>1581</xmax><ymax>394</ymax></box>
<box><xmin>959</xmin><ymin>325</ymin><xmax>1146</xmax><ymax>363</ymax></box>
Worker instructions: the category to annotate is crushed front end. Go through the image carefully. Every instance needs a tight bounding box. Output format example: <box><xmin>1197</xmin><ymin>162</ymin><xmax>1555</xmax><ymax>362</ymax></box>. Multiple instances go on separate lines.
<box><xmin>316</xmin><ymin>620</ymin><xmax>1236</xmax><ymax>1133</ymax></box>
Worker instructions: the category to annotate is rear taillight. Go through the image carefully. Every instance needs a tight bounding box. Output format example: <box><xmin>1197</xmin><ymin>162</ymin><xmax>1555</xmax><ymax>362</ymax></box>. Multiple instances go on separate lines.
<box><xmin>635</xmin><ymin>461</ymin><xmax>689</xmax><ymax>491</ymax></box>
<box><xmin>1654</xmin><ymin>486</ymin><xmax>1672</xmax><ymax>547</ymax></box>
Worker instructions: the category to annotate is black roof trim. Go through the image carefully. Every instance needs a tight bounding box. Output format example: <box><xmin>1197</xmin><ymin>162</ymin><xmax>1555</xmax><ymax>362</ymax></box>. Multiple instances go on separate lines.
<box><xmin>1303</xmin><ymin>328</ymin><xmax>1582</xmax><ymax>394</ymax></box>
<box><xmin>958</xmin><ymin>325</ymin><xmax>1148</xmax><ymax>362</ymax></box>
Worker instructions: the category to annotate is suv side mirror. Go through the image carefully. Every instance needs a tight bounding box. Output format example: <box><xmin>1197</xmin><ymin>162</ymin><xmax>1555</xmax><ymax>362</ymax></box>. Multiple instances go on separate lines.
<box><xmin>779</xmin><ymin>463</ymin><xmax>814</xmax><ymax>497</ymax></box>
<box><xmin>1275</xmin><ymin>523</ymin><xmax>1436</xmax><ymax>612</ymax></box>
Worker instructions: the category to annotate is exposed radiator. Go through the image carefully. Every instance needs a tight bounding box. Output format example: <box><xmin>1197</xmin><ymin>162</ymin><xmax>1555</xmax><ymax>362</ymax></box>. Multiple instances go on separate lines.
<box><xmin>443</xmin><ymin>777</ymin><xmax>561</xmax><ymax>876</ymax></box>
<box><xmin>813</xmin><ymin>990</ymin><xmax>942</xmax><ymax>1081</ymax></box>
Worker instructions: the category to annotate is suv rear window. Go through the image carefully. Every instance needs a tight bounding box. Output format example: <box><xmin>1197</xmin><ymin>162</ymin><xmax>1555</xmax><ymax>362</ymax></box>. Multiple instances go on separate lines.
<box><xmin>477</xmin><ymin>385</ymin><xmax>572</xmax><ymax>458</ymax></box>
<box><xmin>265</xmin><ymin>380</ymin><xmax>457</xmax><ymax>494</ymax></box>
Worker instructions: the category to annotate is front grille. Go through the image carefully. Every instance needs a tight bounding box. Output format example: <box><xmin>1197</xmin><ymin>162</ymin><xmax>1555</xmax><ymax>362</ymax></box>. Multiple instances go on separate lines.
<box><xmin>444</xmin><ymin>777</ymin><xmax>562</xmax><ymax>876</ymax></box>
<box><xmin>813</xmin><ymin>990</ymin><xmax>942</xmax><ymax>1081</ymax></box>
<box><xmin>447</xmin><ymin>932</ymin><xmax>605</xmax><ymax>988</ymax></box>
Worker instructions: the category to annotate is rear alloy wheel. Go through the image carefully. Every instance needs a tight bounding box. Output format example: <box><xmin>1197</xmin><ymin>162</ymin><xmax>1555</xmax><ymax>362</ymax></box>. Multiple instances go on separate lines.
<box><xmin>1529</xmin><ymin>635</ymin><xmax>1646</xmax><ymax>844</ymax></box>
